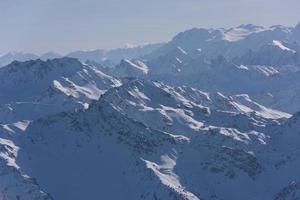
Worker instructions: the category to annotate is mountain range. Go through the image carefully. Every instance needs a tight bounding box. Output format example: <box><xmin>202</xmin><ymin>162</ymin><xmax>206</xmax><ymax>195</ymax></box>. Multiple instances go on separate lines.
<box><xmin>1</xmin><ymin>22</ymin><xmax>300</xmax><ymax>200</ymax></box>
<box><xmin>0</xmin><ymin>43</ymin><xmax>163</xmax><ymax>68</ymax></box>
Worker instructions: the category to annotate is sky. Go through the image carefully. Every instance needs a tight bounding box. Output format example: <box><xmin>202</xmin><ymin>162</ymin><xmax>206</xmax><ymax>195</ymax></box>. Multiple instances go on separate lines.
<box><xmin>1</xmin><ymin>0</ymin><xmax>300</xmax><ymax>54</ymax></box>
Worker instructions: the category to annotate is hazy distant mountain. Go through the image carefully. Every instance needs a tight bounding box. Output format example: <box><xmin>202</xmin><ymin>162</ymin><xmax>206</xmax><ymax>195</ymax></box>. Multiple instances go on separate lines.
<box><xmin>66</xmin><ymin>49</ymin><xmax>107</xmax><ymax>64</ymax></box>
<box><xmin>0</xmin><ymin>52</ymin><xmax>39</xmax><ymax>67</ymax></box>
<box><xmin>40</xmin><ymin>51</ymin><xmax>62</xmax><ymax>61</ymax></box>
<box><xmin>0</xmin><ymin>44</ymin><xmax>163</xmax><ymax>68</ymax></box>
<box><xmin>66</xmin><ymin>43</ymin><xmax>163</xmax><ymax>66</ymax></box>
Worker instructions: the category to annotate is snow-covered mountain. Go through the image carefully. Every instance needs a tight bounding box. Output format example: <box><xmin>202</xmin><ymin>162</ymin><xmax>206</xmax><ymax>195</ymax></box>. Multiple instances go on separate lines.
<box><xmin>145</xmin><ymin>24</ymin><xmax>294</xmax><ymax>62</ymax></box>
<box><xmin>108</xmin><ymin>59</ymin><xmax>149</xmax><ymax>78</ymax></box>
<box><xmin>1</xmin><ymin>22</ymin><xmax>300</xmax><ymax>200</ymax></box>
<box><xmin>0</xmin><ymin>57</ymin><xmax>120</xmax><ymax>123</ymax></box>
<box><xmin>1</xmin><ymin>78</ymin><xmax>298</xmax><ymax>200</ymax></box>
<box><xmin>0</xmin><ymin>44</ymin><xmax>162</xmax><ymax>68</ymax></box>
<box><xmin>101</xmin><ymin>79</ymin><xmax>289</xmax><ymax>134</ymax></box>
<box><xmin>0</xmin><ymin>57</ymin><xmax>127</xmax><ymax>199</ymax></box>
<box><xmin>138</xmin><ymin>24</ymin><xmax>298</xmax><ymax>77</ymax></box>
<box><xmin>0</xmin><ymin>124</ymin><xmax>53</xmax><ymax>200</ymax></box>
<box><xmin>106</xmin><ymin>23</ymin><xmax>300</xmax><ymax>113</ymax></box>
<box><xmin>67</xmin><ymin>43</ymin><xmax>163</xmax><ymax>66</ymax></box>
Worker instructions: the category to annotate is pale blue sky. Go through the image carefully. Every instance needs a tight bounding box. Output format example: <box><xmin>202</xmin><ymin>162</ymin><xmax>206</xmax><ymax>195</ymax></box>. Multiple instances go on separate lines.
<box><xmin>1</xmin><ymin>0</ymin><xmax>300</xmax><ymax>54</ymax></box>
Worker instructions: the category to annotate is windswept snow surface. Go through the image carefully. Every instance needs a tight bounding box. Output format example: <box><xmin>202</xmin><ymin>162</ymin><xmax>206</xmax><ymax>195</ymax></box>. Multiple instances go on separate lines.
<box><xmin>272</xmin><ymin>40</ymin><xmax>296</xmax><ymax>53</ymax></box>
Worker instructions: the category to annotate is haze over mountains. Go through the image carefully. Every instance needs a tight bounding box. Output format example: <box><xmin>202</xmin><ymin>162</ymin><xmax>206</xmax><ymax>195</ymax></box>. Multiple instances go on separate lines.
<box><xmin>0</xmin><ymin>43</ymin><xmax>163</xmax><ymax>68</ymax></box>
<box><xmin>1</xmin><ymin>22</ymin><xmax>300</xmax><ymax>200</ymax></box>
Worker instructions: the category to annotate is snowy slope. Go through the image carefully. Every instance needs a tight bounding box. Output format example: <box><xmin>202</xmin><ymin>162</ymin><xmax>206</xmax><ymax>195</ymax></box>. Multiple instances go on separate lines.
<box><xmin>145</xmin><ymin>24</ymin><xmax>293</xmax><ymax>62</ymax></box>
<box><xmin>0</xmin><ymin>125</ymin><xmax>53</xmax><ymax>200</ymax></box>
<box><xmin>0</xmin><ymin>78</ymin><xmax>296</xmax><ymax>200</ymax></box>
<box><xmin>16</xmin><ymin>100</ymin><xmax>196</xmax><ymax>200</ymax></box>
<box><xmin>140</xmin><ymin>53</ymin><xmax>300</xmax><ymax>113</ymax></box>
<box><xmin>233</xmin><ymin>40</ymin><xmax>299</xmax><ymax>66</ymax></box>
<box><xmin>109</xmin><ymin>59</ymin><xmax>149</xmax><ymax>78</ymax></box>
<box><xmin>101</xmin><ymin>79</ymin><xmax>289</xmax><ymax>135</ymax></box>
<box><xmin>1</xmin><ymin>22</ymin><xmax>300</xmax><ymax>200</ymax></box>
<box><xmin>101</xmin><ymin>23</ymin><xmax>298</xmax><ymax>115</ymax></box>
<box><xmin>147</xmin><ymin>46</ymin><xmax>193</xmax><ymax>75</ymax></box>
<box><xmin>0</xmin><ymin>57</ymin><xmax>121</xmax><ymax>123</ymax></box>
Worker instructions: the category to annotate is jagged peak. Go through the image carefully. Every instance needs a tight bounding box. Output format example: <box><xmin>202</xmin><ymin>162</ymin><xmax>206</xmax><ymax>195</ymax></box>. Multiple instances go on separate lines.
<box><xmin>113</xmin><ymin>59</ymin><xmax>149</xmax><ymax>76</ymax></box>
<box><xmin>1</xmin><ymin>57</ymin><xmax>82</xmax><ymax>73</ymax></box>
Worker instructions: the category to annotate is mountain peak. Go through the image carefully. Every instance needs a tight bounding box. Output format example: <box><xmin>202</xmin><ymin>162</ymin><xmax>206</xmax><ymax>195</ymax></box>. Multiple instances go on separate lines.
<box><xmin>2</xmin><ymin>57</ymin><xmax>82</xmax><ymax>74</ymax></box>
<box><xmin>111</xmin><ymin>59</ymin><xmax>149</xmax><ymax>77</ymax></box>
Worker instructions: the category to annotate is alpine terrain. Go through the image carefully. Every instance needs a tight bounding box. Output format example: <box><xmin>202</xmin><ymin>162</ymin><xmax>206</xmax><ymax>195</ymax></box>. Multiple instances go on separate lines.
<box><xmin>1</xmin><ymin>22</ymin><xmax>300</xmax><ymax>200</ymax></box>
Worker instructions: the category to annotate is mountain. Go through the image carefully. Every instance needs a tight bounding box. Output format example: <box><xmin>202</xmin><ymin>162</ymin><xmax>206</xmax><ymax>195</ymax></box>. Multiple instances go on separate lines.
<box><xmin>1</xmin><ymin>79</ymin><xmax>297</xmax><ymax>200</ymax></box>
<box><xmin>108</xmin><ymin>59</ymin><xmax>149</xmax><ymax>78</ymax></box>
<box><xmin>15</xmin><ymin>99</ymin><xmax>194</xmax><ymax>200</ymax></box>
<box><xmin>149</xmin><ymin>55</ymin><xmax>300</xmax><ymax>113</ymax></box>
<box><xmin>104</xmin><ymin>43</ymin><xmax>163</xmax><ymax>64</ymax></box>
<box><xmin>147</xmin><ymin>46</ymin><xmax>193</xmax><ymax>75</ymax></box>
<box><xmin>0</xmin><ymin>51</ymin><xmax>63</xmax><ymax>67</ymax></box>
<box><xmin>0</xmin><ymin>124</ymin><xmax>53</xmax><ymax>200</ymax></box>
<box><xmin>66</xmin><ymin>49</ymin><xmax>107</xmax><ymax>64</ymax></box>
<box><xmin>1</xmin><ymin>22</ymin><xmax>300</xmax><ymax>200</ymax></box>
<box><xmin>144</xmin><ymin>24</ymin><xmax>293</xmax><ymax>62</ymax></box>
<box><xmin>0</xmin><ymin>44</ymin><xmax>162</xmax><ymax>68</ymax></box>
<box><xmin>0</xmin><ymin>56</ymin><xmax>121</xmax><ymax>199</ymax></box>
<box><xmin>139</xmin><ymin>24</ymin><xmax>297</xmax><ymax>76</ymax></box>
<box><xmin>67</xmin><ymin>43</ymin><xmax>163</xmax><ymax>66</ymax></box>
<box><xmin>40</xmin><ymin>52</ymin><xmax>62</xmax><ymax>61</ymax></box>
<box><xmin>104</xmin><ymin>23</ymin><xmax>300</xmax><ymax>113</ymax></box>
<box><xmin>100</xmin><ymin>79</ymin><xmax>289</xmax><ymax>135</ymax></box>
<box><xmin>233</xmin><ymin>40</ymin><xmax>299</xmax><ymax>66</ymax></box>
<box><xmin>0</xmin><ymin>57</ymin><xmax>120</xmax><ymax>123</ymax></box>
<box><xmin>0</xmin><ymin>52</ymin><xmax>39</xmax><ymax>67</ymax></box>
